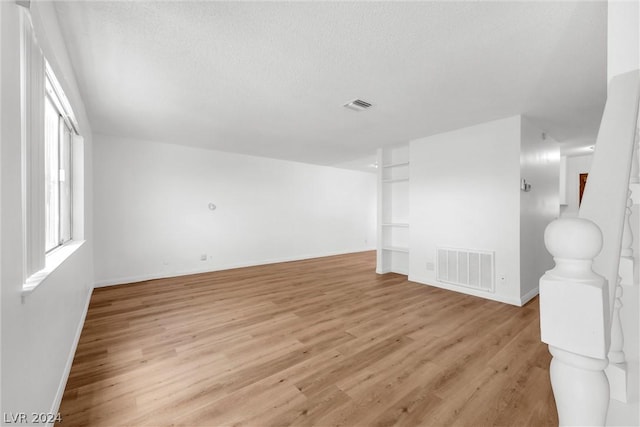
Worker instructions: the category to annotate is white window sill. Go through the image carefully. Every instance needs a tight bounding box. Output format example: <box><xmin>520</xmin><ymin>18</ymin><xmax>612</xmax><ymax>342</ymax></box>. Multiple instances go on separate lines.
<box><xmin>22</xmin><ymin>240</ymin><xmax>86</xmax><ymax>297</ymax></box>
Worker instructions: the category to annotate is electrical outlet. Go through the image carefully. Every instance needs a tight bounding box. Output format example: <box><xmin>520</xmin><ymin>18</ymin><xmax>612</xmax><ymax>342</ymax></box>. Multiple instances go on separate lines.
<box><xmin>200</xmin><ymin>254</ymin><xmax>207</xmax><ymax>261</ymax></box>
<box><xmin>426</xmin><ymin>261</ymin><xmax>435</xmax><ymax>271</ymax></box>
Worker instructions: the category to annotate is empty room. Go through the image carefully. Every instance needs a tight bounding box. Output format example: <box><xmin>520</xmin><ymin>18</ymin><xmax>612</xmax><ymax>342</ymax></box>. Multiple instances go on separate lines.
<box><xmin>1</xmin><ymin>1</ymin><xmax>639</xmax><ymax>426</ymax></box>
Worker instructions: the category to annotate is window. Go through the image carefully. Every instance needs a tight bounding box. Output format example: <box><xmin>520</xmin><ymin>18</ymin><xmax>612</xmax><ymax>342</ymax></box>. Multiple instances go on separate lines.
<box><xmin>19</xmin><ymin>4</ymin><xmax>85</xmax><ymax>293</ymax></box>
<box><xmin>44</xmin><ymin>67</ymin><xmax>75</xmax><ymax>252</ymax></box>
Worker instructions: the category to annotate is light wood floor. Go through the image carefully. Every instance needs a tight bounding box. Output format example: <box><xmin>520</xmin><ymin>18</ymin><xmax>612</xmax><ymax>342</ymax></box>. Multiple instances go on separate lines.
<box><xmin>58</xmin><ymin>251</ymin><xmax>557</xmax><ymax>426</ymax></box>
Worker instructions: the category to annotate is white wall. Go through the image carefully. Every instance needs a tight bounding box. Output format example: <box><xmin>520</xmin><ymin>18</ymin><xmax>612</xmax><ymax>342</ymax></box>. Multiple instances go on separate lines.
<box><xmin>93</xmin><ymin>135</ymin><xmax>376</xmax><ymax>286</ymax></box>
<box><xmin>409</xmin><ymin>116</ymin><xmax>522</xmax><ymax>305</ymax></box>
<box><xmin>608</xmin><ymin>0</ymin><xmax>640</xmax><ymax>83</ymax></box>
<box><xmin>1</xmin><ymin>1</ymin><xmax>94</xmax><ymax>419</ymax></box>
<box><xmin>560</xmin><ymin>154</ymin><xmax>593</xmax><ymax>218</ymax></box>
<box><xmin>0</xmin><ymin>1</ymin><xmax>4</xmax><ymax>413</ymax></box>
<box><xmin>519</xmin><ymin>118</ymin><xmax>559</xmax><ymax>302</ymax></box>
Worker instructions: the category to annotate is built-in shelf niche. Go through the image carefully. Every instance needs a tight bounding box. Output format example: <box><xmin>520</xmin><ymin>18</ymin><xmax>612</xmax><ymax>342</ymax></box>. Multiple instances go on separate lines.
<box><xmin>377</xmin><ymin>144</ymin><xmax>410</xmax><ymax>275</ymax></box>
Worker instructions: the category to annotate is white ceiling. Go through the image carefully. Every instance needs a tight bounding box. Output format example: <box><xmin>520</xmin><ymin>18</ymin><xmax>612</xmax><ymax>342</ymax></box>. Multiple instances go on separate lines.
<box><xmin>53</xmin><ymin>1</ymin><xmax>607</xmax><ymax>169</ymax></box>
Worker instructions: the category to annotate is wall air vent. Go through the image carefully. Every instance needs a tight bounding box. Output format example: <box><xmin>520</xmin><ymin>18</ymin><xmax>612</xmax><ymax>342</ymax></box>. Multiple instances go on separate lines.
<box><xmin>436</xmin><ymin>247</ymin><xmax>495</xmax><ymax>293</ymax></box>
<box><xmin>343</xmin><ymin>99</ymin><xmax>373</xmax><ymax>112</ymax></box>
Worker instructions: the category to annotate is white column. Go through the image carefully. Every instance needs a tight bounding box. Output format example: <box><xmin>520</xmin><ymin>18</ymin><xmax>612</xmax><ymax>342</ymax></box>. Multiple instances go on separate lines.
<box><xmin>606</xmin><ymin>281</ymin><xmax>628</xmax><ymax>402</ymax></box>
<box><xmin>540</xmin><ymin>218</ymin><xmax>610</xmax><ymax>426</ymax></box>
<box><xmin>629</xmin><ymin>135</ymin><xmax>639</xmax><ymax>184</ymax></box>
<box><xmin>375</xmin><ymin>148</ymin><xmax>384</xmax><ymax>274</ymax></box>
<box><xmin>608</xmin><ymin>282</ymin><xmax>626</xmax><ymax>365</ymax></box>
<box><xmin>631</xmin><ymin>128</ymin><xmax>640</xmax><ymax>272</ymax></box>
<box><xmin>606</xmin><ymin>154</ymin><xmax>638</xmax><ymax>402</ymax></box>
<box><xmin>619</xmin><ymin>190</ymin><xmax>634</xmax><ymax>288</ymax></box>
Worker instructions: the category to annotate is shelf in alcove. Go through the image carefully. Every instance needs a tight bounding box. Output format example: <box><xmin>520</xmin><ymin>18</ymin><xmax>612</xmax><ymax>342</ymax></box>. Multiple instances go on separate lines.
<box><xmin>381</xmin><ymin>161</ymin><xmax>410</xmax><ymax>169</ymax></box>
<box><xmin>382</xmin><ymin>246</ymin><xmax>409</xmax><ymax>253</ymax></box>
<box><xmin>381</xmin><ymin>223</ymin><xmax>409</xmax><ymax>228</ymax></box>
<box><xmin>382</xmin><ymin>178</ymin><xmax>409</xmax><ymax>183</ymax></box>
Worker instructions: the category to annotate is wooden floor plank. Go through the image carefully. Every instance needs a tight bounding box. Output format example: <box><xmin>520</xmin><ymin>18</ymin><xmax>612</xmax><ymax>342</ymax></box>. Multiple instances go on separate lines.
<box><xmin>58</xmin><ymin>251</ymin><xmax>557</xmax><ymax>426</ymax></box>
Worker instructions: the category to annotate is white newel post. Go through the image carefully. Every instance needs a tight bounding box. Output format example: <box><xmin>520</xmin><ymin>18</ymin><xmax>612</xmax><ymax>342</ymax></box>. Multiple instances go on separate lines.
<box><xmin>540</xmin><ymin>218</ymin><xmax>610</xmax><ymax>426</ymax></box>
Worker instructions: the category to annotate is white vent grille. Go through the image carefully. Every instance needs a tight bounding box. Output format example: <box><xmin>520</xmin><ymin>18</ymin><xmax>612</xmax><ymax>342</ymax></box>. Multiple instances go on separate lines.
<box><xmin>436</xmin><ymin>247</ymin><xmax>494</xmax><ymax>292</ymax></box>
<box><xmin>343</xmin><ymin>99</ymin><xmax>372</xmax><ymax>111</ymax></box>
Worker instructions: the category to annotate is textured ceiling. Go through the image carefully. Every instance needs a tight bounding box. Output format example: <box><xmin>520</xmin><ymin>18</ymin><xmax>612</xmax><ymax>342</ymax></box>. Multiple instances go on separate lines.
<box><xmin>54</xmin><ymin>1</ymin><xmax>607</xmax><ymax>168</ymax></box>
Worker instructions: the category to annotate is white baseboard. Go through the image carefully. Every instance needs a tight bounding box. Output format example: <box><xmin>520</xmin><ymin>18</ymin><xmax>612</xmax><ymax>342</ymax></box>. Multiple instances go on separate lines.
<box><xmin>94</xmin><ymin>248</ymin><xmax>376</xmax><ymax>288</ymax></box>
<box><xmin>49</xmin><ymin>287</ymin><xmax>93</xmax><ymax>425</ymax></box>
<box><xmin>408</xmin><ymin>274</ymin><xmax>523</xmax><ymax>306</ymax></box>
<box><xmin>520</xmin><ymin>286</ymin><xmax>539</xmax><ymax>306</ymax></box>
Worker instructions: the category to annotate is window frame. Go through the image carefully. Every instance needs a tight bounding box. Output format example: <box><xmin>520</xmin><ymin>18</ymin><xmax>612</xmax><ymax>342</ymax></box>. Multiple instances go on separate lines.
<box><xmin>19</xmin><ymin>5</ymin><xmax>86</xmax><ymax>296</ymax></box>
<box><xmin>44</xmin><ymin>64</ymin><xmax>77</xmax><ymax>254</ymax></box>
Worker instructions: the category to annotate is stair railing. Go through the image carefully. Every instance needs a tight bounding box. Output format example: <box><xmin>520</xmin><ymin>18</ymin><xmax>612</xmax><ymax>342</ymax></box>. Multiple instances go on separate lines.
<box><xmin>540</xmin><ymin>70</ymin><xmax>640</xmax><ymax>426</ymax></box>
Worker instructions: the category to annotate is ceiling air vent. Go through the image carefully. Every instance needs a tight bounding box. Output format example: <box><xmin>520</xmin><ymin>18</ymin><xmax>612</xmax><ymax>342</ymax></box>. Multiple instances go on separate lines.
<box><xmin>344</xmin><ymin>99</ymin><xmax>373</xmax><ymax>112</ymax></box>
